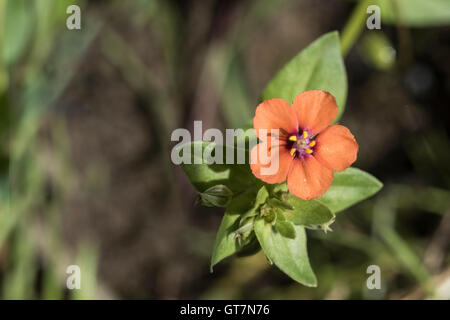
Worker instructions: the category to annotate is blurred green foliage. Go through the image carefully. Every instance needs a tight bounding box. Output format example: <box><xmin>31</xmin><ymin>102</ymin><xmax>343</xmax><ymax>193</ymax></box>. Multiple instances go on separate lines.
<box><xmin>1</xmin><ymin>0</ymin><xmax>99</xmax><ymax>299</ymax></box>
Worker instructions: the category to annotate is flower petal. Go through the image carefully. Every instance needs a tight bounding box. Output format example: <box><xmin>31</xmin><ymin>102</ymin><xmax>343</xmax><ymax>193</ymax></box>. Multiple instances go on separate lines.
<box><xmin>253</xmin><ymin>98</ymin><xmax>298</xmax><ymax>141</ymax></box>
<box><xmin>287</xmin><ymin>156</ymin><xmax>334</xmax><ymax>200</ymax></box>
<box><xmin>250</xmin><ymin>139</ymin><xmax>293</xmax><ymax>184</ymax></box>
<box><xmin>314</xmin><ymin>124</ymin><xmax>358</xmax><ymax>171</ymax></box>
<box><xmin>292</xmin><ymin>90</ymin><xmax>338</xmax><ymax>134</ymax></box>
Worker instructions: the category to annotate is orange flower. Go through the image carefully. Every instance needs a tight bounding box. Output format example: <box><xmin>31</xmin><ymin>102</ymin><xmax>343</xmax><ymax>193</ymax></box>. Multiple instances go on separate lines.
<box><xmin>250</xmin><ymin>90</ymin><xmax>358</xmax><ymax>200</ymax></box>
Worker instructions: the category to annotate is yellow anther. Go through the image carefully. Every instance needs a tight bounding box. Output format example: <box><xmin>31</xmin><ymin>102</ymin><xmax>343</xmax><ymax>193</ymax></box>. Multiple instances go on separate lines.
<box><xmin>305</xmin><ymin>148</ymin><xmax>313</xmax><ymax>154</ymax></box>
<box><xmin>309</xmin><ymin>141</ymin><xmax>316</xmax><ymax>147</ymax></box>
<box><xmin>288</xmin><ymin>135</ymin><xmax>297</xmax><ymax>142</ymax></box>
<box><xmin>303</xmin><ymin>131</ymin><xmax>308</xmax><ymax>139</ymax></box>
<box><xmin>290</xmin><ymin>148</ymin><xmax>296</xmax><ymax>156</ymax></box>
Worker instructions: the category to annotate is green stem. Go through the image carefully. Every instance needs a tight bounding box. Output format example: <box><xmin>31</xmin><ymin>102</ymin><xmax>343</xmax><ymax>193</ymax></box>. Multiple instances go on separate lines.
<box><xmin>340</xmin><ymin>0</ymin><xmax>373</xmax><ymax>57</ymax></box>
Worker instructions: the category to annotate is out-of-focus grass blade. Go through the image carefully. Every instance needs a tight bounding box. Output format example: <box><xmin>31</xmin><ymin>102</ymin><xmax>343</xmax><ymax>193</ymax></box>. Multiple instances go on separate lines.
<box><xmin>26</xmin><ymin>0</ymin><xmax>75</xmax><ymax>80</ymax></box>
<box><xmin>42</xmin><ymin>265</ymin><xmax>64</xmax><ymax>300</ymax></box>
<box><xmin>71</xmin><ymin>243</ymin><xmax>99</xmax><ymax>300</ymax></box>
<box><xmin>375</xmin><ymin>0</ymin><xmax>450</xmax><ymax>27</ymax></box>
<box><xmin>13</xmin><ymin>16</ymin><xmax>102</xmax><ymax>161</ymax></box>
<box><xmin>392</xmin><ymin>184</ymin><xmax>450</xmax><ymax>215</ymax></box>
<box><xmin>4</xmin><ymin>16</ymin><xmax>101</xmax><ymax>250</ymax></box>
<box><xmin>2</xmin><ymin>0</ymin><xmax>35</xmax><ymax>66</ymax></box>
<box><xmin>1</xmin><ymin>145</ymin><xmax>45</xmax><ymax>248</ymax></box>
<box><xmin>0</xmin><ymin>0</ymin><xmax>8</xmax><ymax>93</ymax></box>
<box><xmin>379</xmin><ymin>228</ymin><xmax>435</xmax><ymax>296</ymax></box>
<box><xmin>2</xmin><ymin>221</ymin><xmax>36</xmax><ymax>299</ymax></box>
<box><xmin>373</xmin><ymin>196</ymin><xmax>435</xmax><ymax>297</ymax></box>
<box><xmin>221</xmin><ymin>57</ymin><xmax>252</xmax><ymax>128</ymax></box>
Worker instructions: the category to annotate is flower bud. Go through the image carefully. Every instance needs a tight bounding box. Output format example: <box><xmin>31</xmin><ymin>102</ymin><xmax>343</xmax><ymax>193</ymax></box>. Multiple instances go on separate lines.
<box><xmin>197</xmin><ymin>185</ymin><xmax>233</xmax><ymax>207</ymax></box>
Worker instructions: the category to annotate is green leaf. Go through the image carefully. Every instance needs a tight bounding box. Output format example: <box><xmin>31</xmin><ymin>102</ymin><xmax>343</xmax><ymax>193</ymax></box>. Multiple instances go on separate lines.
<box><xmin>375</xmin><ymin>0</ymin><xmax>450</xmax><ymax>27</ymax></box>
<box><xmin>261</xmin><ymin>31</ymin><xmax>347</xmax><ymax>122</ymax></box>
<box><xmin>275</xmin><ymin>221</ymin><xmax>296</xmax><ymax>239</ymax></box>
<box><xmin>234</xmin><ymin>220</ymin><xmax>254</xmax><ymax>237</ymax></box>
<box><xmin>268</xmin><ymin>198</ymin><xmax>294</xmax><ymax>211</ymax></box>
<box><xmin>255</xmin><ymin>185</ymin><xmax>269</xmax><ymax>205</ymax></box>
<box><xmin>227</xmin><ymin>188</ymin><xmax>259</xmax><ymax>215</ymax></box>
<box><xmin>239</xmin><ymin>186</ymin><xmax>269</xmax><ymax>225</ymax></box>
<box><xmin>179</xmin><ymin>141</ymin><xmax>261</xmax><ymax>193</ymax></box>
<box><xmin>254</xmin><ymin>218</ymin><xmax>317</xmax><ymax>286</ymax></box>
<box><xmin>318</xmin><ymin>167</ymin><xmax>383</xmax><ymax>213</ymax></box>
<box><xmin>210</xmin><ymin>213</ymin><xmax>242</xmax><ymax>272</ymax></box>
<box><xmin>284</xmin><ymin>194</ymin><xmax>335</xmax><ymax>226</ymax></box>
<box><xmin>272</xmin><ymin>182</ymin><xmax>288</xmax><ymax>194</ymax></box>
<box><xmin>275</xmin><ymin>210</ymin><xmax>286</xmax><ymax>222</ymax></box>
<box><xmin>210</xmin><ymin>190</ymin><xmax>257</xmax><ymax>271</ymax></box>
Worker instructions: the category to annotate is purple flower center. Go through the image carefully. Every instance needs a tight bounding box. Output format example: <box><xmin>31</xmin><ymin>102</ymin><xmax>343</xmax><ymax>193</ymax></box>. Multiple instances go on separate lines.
<box><xmin>287</xmin><ymin>129</ymin><xmax>316</xmax><ymax>158</ymax></box>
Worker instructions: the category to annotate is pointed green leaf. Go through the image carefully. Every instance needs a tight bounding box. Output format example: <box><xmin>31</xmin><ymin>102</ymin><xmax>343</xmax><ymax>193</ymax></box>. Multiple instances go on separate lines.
<box><xmin>275</xmin><ymin>210</ymin><xmax>286</xmax><ymax>222</ymax></box>
<box><xmin>284</xmin><ymin>194</ymin><xmax>334</xmax><ymax>226</ymax></box>
<box><xmin>268</xmin><ymin>198</ymin><xmax>294</xmax><ymax>211</ymax></box>
<box><xmin>261</xmin><ymin>31</ymin><xmax>347</xmax><ymax>122</ymax></box>
<box><xmin>210</xmin><ymin>213</ymin><xmax>241</xmax><ymax>272</ymax></box>
<box><xmin>226</xmin><ymin>188</ymin><xmax>259</xmax><ymax>215</ymax></box>
<box><xmin>239</xmin><ymin>186</ymin><xmax>269</xmax><ymax>226</ymax></box>
<box><xmin>318</xmin><ymin>167</ymin><xmax>383</xmax><ymax>213</ymax></box>
<box><xmin>272</xmin><ymin>182</ymin><xmax>288</xmax><ymax>193</ymax></box>
<box><xmin>275</xmin><ymin>221</ymin><xmax>296</xmax><ymax>239</ymax></box>
<box><xmin>254</xmin><ymin>218</ymin><xmax>317</xmax><ymax>287</ymax></box>
<box><xmin>255</xmin><ymin>185</ymin><xmax>269</xmax><ymax>206</ymax></box>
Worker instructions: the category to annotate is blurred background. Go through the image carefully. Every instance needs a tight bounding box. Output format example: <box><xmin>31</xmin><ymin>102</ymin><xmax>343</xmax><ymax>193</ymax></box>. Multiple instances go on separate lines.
<box><xmin>1</xmin><ymin>0</ymin><xmax>450</xmax><ymax>299</ymax></box>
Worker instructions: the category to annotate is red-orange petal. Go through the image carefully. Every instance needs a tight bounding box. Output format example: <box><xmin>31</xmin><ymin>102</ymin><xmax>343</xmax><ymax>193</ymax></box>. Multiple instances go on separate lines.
<box><xmin>250</xmin><ymin>139</ymin><xmax>293</xmax><ymax>184</ymax></box>
<box><xmin>287</xmin><ymin>156</ymin><xmax>334</xmax><ymax>200</ymax></box>
<box><xmin>314</xmin><ymin>124</ymin><xmax>358</xmax><ymax>172</ymax></box>
<box><xmin>253</xmin><ymin>98</ymin><xmax>298</xmax><ymax>141</ymax></box>
<box><xmin>292</xmin><ymin>90</ymin><xmax>338</xmax><ymax>135</ymax></box>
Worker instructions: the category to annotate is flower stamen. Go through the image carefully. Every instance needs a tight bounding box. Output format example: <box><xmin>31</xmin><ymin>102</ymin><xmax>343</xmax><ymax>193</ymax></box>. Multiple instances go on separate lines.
<box><xmin>290</xmin><ymin>148</ymin><xmax>296</xmax><ymax>156</ymax></box>
<box><xmin>287</xmin><ymin>129</ymin><xmax>316</xmax><ymax>158</ymax></box>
